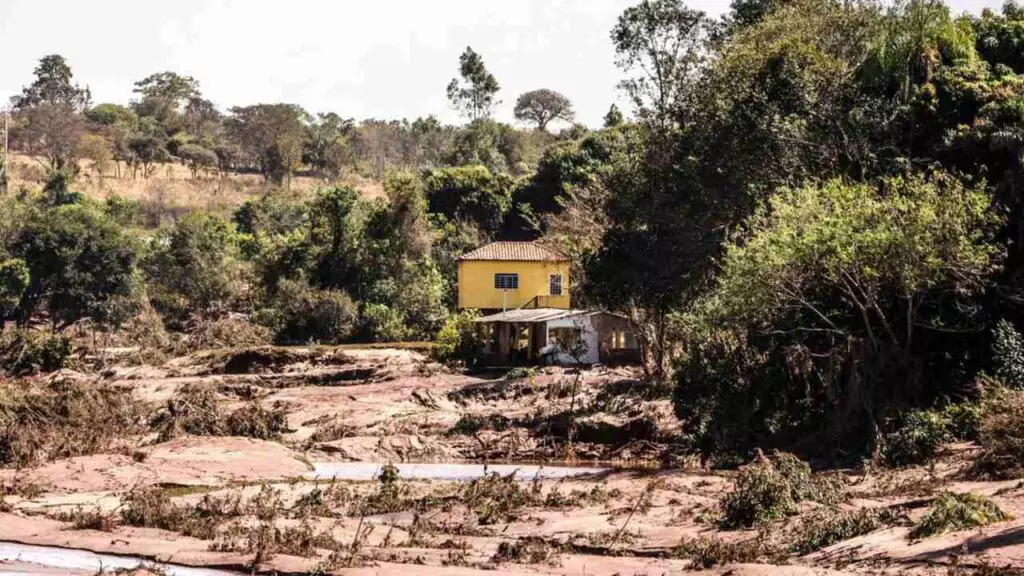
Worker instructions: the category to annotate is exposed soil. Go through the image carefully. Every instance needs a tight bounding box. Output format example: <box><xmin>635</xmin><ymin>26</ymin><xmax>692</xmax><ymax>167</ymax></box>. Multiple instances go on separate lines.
<box><xmin>1</xmin><ymin>346</ymin><xmax>1021</xmax><ymax>575</ymax></box>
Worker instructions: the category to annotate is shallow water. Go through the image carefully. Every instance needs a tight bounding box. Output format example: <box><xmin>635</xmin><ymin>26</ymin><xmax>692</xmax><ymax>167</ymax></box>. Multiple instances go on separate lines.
<box><xmin>308</xmin><ymin>461</ymin><xmax>608</xmax><ymax>481</ymax></box>
<box><xmin>0</xmin><ymin>542</ymin><xmax>238</xmax><ymax>575</ymax></box>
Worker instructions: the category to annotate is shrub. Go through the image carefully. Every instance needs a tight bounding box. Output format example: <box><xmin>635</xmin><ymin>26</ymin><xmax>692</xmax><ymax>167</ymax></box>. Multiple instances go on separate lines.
<box><xmin>910</xmin><ymin>492</ymin><xmax>1010</xmax><ymax>540</ymax></box>
<box><xmin>993</xmin><ymin>320</ymin><xmax>1024</xmax><ymax>389</ymax></box>
<box><xmin>266</xmin><ymin>280</ymin><xmax>356</xmax><ymax>344</ymax></box>
<box><xmin>187</xmin><ymin>316</ymin><xmax>271</xmax><ymax>351</ymax></box>
<box><xmin>491</xmin><ymin>536</ymin><xmax>560</xmax><ymax>565</ymax></box>
<box><xmin>356</xmin><ymin>303</ymin><xmax>408</xmax><ymax>343</ymax></box>
<box><xmin>789</xmin><ymin>508</ymin><xmax>901</xmax><ymax>555</ymax></box>
<box><xmin>433</xmin><ymin>309</ymin><xmax>481</xmax><ymax>366</ymax></box>
<box><xmin>883</xmin><ymin>410</ymin><xmax>952</xmax><ymax>467</ymax></box>
<box><xmin>719</xmin><ymin>452</ymin><xmax>841</xmax><ymax>529</ymax></box>
<box><xmin>461</xmin><ymin>471</ymin><xmax>535</xmax><ymax>525</ymax></box>
<box><xmin>143</xmin><ymin>212</ymin><xmax>244</xmax><ymax>323</ymax></box>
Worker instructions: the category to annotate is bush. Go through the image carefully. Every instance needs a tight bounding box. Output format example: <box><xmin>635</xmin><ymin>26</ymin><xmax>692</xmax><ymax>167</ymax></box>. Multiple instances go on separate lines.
<box><xmin>993</xmin><ymin>320</ymin><xmax>1024</xmax><ymax>389</ymax></box>
<box><xmin>433</xmin><ymin>309</ymin><xmax>481</xmax><ymax>366</ymax></box>
<box><xmin>719</xmin><ymin>452</ymin><xmax>841</xmax><ymax>529</ymax></box>
<box><xmin>910</xmin><ymin>492</ymin><xmax>1010</xmax><ymax>540</ymax></box>
<box><xmin>225</xmin><ymin>401</ymin><xmax>288</xmax><ymax>440</ymax></box>
<box><xmin>265</xmin><ymin>280</ymin><xmax>356</xmax><ymax>344</ymax></box>
<box><xmin>143</xmin><ymin>212</ymin><xmax>244</xmax><ymax>323</ymax></box>
<box><xmin>356</xmin><ymin>303</ymin><xmax>408</xmax><ymax>343</ymax></box>
<box><xmin>883</xmin><ymin>410</ymin><xmax>952</xmax><ymax>467</ymax></box>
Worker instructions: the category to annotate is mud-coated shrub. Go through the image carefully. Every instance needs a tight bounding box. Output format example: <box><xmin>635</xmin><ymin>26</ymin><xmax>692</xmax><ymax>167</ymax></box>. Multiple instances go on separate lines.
<box><xmin>719</xmin><ymin>452</ymin><xmax>841</xmax><ymax>529</ymax></box>
<box><xmin>974</xmin><ymin>388</ymin><xmax>1024</xmax><ymax>479</ymax></box>
<box><xmin>910</xmin><ymin>492</ymin><xmax>1010</xmax><ymax>539</ymax></box>
<box><xmin>0</xmin><ymin>330</ymin><xmax>72</xmax><ymax>376</ymax></box>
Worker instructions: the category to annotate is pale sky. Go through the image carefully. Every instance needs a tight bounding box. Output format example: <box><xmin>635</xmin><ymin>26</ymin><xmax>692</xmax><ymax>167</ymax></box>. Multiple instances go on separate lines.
<box><xmin>0</xmin><ymin>0</ymin><xmax>1008</xmax><ymax>128</ymax></box>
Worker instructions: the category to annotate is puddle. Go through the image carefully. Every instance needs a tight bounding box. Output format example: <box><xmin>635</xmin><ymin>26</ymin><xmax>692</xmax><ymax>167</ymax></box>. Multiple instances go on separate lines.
<box><xmin>307</xmin><ymin>462</ymin><xmax>607</xmax><ymax>481</ymax></box>
<box><xmin>0</xmin><ymin>542</ymin><xmax>238</xmax><ymax>575</ymax></box>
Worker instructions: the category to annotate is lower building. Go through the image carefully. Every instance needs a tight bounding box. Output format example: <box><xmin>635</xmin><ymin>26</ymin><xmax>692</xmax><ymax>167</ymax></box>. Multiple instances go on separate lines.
<box><xmin>473</xmin><ymin>308</ymin><xmax>641</xmax><ymax>366</ymax></box>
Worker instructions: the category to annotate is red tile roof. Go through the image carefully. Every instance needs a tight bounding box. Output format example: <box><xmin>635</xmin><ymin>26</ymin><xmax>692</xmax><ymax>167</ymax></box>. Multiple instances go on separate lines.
<box><xmin>458</xmin><ymin>242</ymin><xmax>569</xmax><ymax>262</ymax></box>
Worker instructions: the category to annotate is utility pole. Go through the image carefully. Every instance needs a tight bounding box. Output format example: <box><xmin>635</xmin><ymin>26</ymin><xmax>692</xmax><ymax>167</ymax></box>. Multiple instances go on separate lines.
<box><xmin>0</xmin><ymin>107</ymin><xmax>8</xmax><ymax>194</ymax></box>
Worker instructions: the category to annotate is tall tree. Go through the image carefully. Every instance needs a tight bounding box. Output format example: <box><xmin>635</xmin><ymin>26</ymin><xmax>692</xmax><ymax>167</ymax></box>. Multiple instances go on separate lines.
<box><xmin>11</xmin><ymin>55</ymin><xmax>91</xmax><ymax>111</ymax></box>
<box><xmin>225</xmin><ymin>104</ymin><xmax>309</xmax><ymax>186</ymax></box>
<box><xmin>513</xmin><ymin>89</ymin><xmax>575</xmax><ymax>131</ymax></box>
<box><xmin>611</xmin><ymin>0</ymin><xmax>711</xmax><ymax>126</ymax></box>
<box><xmin>446</xmin><ymin>47</ymin><xmax>501</xmax><ymax>121</ymax></box>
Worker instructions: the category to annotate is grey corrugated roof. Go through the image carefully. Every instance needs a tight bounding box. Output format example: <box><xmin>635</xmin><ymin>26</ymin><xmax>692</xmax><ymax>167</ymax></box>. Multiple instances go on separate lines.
<box><xmin>458</xmin><ymin>242</ymin><xmax>568</xmax><ymax>262</ymax></box>
<box><xmin>474</xmin><ymin>308</ymin><xmax>590</xmax><ymax>323</ymax></box>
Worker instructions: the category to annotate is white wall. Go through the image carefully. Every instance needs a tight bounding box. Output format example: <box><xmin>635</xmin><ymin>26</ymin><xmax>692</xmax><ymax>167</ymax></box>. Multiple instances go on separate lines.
<box><xmin>545</xmin><ymin>315</ymin><xmax>600</xmax><ymax>365</ymax></box>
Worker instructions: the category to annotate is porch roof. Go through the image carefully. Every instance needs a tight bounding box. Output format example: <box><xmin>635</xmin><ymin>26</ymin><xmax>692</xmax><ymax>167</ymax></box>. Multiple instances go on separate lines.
<box><xmin>474</xmin><ymin>308</ymin><xmax>590</xmax><ymax>324</ymax></box>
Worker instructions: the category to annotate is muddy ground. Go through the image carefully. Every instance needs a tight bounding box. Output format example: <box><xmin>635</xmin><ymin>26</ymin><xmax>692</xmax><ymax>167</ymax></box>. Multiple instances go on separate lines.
<box><xmin>0</xmin><ymin>345</ymin><xmax>1021</xmax><ymax>575</ymax></box>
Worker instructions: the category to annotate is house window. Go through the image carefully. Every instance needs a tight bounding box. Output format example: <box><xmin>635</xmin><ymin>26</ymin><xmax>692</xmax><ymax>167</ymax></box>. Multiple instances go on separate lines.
<box><xmin>494</xmin><ymin>273</ymin><xmax>519</xmax><ymax>290</ymax></box>
<box><xmin>549</xmin><ymin>274</ymin><xmax>563</xmax><ymax>296</ymax></box>
<box><xmin>549</xmin><ymin>327</ymin><xmax>581</xmax><ymax>350</ymax></box>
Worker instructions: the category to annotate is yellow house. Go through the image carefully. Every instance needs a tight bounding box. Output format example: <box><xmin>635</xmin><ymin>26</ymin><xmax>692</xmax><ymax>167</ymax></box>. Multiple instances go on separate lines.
<box><xmin>457</xmin><ymin>242</ymin><xmax>570</xmax><ymax>311</ymax></box>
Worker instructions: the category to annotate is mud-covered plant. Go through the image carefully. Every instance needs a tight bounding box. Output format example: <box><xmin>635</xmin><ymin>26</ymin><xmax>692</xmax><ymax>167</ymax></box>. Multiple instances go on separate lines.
<box><xmin>225</xmin><ymin>400</ymin><xmax>288</xmax><ymax>439</ymax></box>
<box><xmin>789</xmin><ymin>508</ymin><xmax>903</xmax><ymax>555</ymax></box>
<box><xmin>0</xmin><ymin>377</ymin><xmax>144</xmax><ymax>467</ymax></box>
<box><xmin>491</xmin><ymin>536</ymin><xmax>560</xmax><ymax>565</ymax></box>
<box><xmin>719</xmin><ymin>452</ymin><xmax>842</xmax><ymax>529</ymax></box>
<box><xmin>672</xmin><ymin>535</ymin><xmax>766</xmax><ymax>569</ymax></box>
<box><xmin>55</xmin><ymin>506</ymin><xmax>118</xmax><ymax>531</ymax></box>
<box><xmin>150</xmin><ymin>385</ymin><xmax>288</xmax><ymax>442</ymax></box>
<box><xmin>354</xmin><ymin>463</ymin><xmax>409</xmax><ymax>516</ymax></box>
<box><xmin>974</xmin><ymin>388</ymin><xmax>1024</xmax><ymax>479</ymax></box>
<box><xmin>149</xmin><ymin>385</ymin><xmax>224</xmax><ymax>442</ymax></box>
<box><xmin>461</xmin><ymin>471</ymin><xmax>535</xmax><ymax>525</ymax></box>
<box><xmin>910</xmin><ymin>492</ymin><xmax>1011</xmax><ymax>540</ymax></box>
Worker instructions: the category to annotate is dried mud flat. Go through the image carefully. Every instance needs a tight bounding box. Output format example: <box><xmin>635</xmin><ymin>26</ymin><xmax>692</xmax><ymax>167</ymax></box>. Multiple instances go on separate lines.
<box><xmin>0</xmin><ymin>345</ymin><xmax>1021</xmax><ymax>575</ymax></box>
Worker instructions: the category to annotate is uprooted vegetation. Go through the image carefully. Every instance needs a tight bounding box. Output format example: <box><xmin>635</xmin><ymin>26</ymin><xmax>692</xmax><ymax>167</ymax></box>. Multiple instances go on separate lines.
<box><xmin>0</xmin><ymin>376</ymin><xmax>145</xmax><ymax>467</ymax></box>
<box><xmin>910</xmin><ymin>492</ymin><xmax>1011</xmax><ymax>540</ymax></box>
<box><xmin>148</xmin><ymin>384</ymin><xmax>288</xmax><ymax>442</ymax></box>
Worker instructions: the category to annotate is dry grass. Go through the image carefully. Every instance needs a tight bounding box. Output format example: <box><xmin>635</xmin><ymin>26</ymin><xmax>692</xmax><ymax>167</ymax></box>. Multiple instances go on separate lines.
<box><xmin>8</xmin><ymin>154</ymin><xmax>383</xmax><ymax>223</ymax></box>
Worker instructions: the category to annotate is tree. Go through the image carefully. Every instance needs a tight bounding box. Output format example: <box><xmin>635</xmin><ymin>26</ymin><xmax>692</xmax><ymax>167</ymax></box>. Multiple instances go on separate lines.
<box><xmin>11</xmin><ymin>55</ymin><xmax>91</xmax><ymax>111</ymax></box>
<box><xmin>676</xmin><ymin>172</ymin><xmax>1003</xmax><ymax>456</ymax></box>
<box><xmin>132</xmin><ymin>72</ymin><xmax>201</xmax><ymax>129</ymax></box>
<box><xmin>14</xmin><ymin>205</ymin><xmax>137</xmax><ymax>329</ymax></box>
<box><xmin>143</xmin><ymin>212</ymin><xmax>243</xmax><ymax>321</ymax></box>
<box><xmin>446</xmin><ymin>47</ymin><xmax>501</xmax><ymax>121</ymax></box>
<box><xmin>126</xmin><ymin>135</ymin><xmax>170</xmax><ymax>179</ymax></box>
<box><xmin>422</xmin><ymin>165</ymin><xmax>514</xmax><ymax>236</ymax></box>
<box><xmin>604</xmin><ymin>104</ymin><xmax>625</xmax><ymax>127</ymax></box>
<box><xmin>303</xmin><ymin>112</ymin><xmax>354</xmax><ymax>179</ymax></box>
<box><xmin>514</xmin><ymin>89</ymin><xmax>575</xmax><ymax>131</ymax></box>
<box><xmin>177</xmin><ymin>143</ymin><xmax>219</xmax><ymax>178</ymax></box>
<box><xmin>77</xmin><ymin>133</ymin><xmax>113</xmax><ymax>178</ymax></box>
<box><xmin>11</xmin><ymin>103</ymin><xmax>85</xmax><ymax>172</ymax></box>
<box><xmin>611</xmin><ymin>0</ymin><xmax>711</xmax><ymax>126</ymax></box>
<box><xmin>225</xmin><ymin>104</ymin><xmax>309</xmax><ymax>185</ymax></box>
